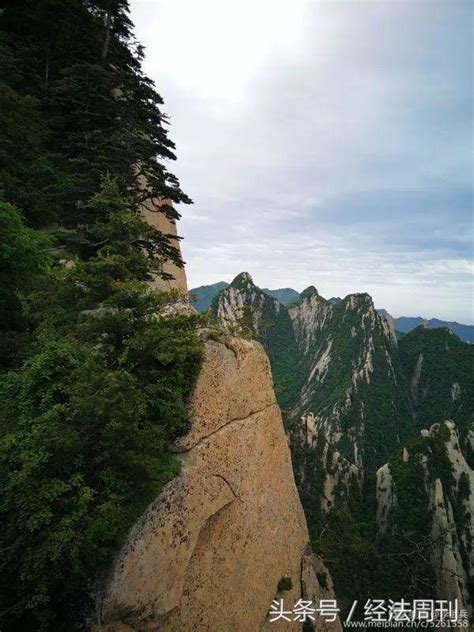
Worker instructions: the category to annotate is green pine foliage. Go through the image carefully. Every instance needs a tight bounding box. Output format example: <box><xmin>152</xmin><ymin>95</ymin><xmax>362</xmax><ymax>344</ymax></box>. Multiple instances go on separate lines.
<box><xmin>0</xmin><ymin>200</ymin><xmax>51</xmax><ymax>368</ymax></box>
<box><xmin>399</xmin><ymin>326</ymin><xmax>474</xmax><ymax>457</ymax></box>
<box><xmin>0</xmin><ymin>2</ymin><xmax>203</xmax><ymax>629</ymax></box>
<box><xmin>0</xmin><ymin>263</ymin><xmax>202</xmax><ymax>628</ymax></box>
<box><xmin>0</xmin><ymin>184</ymin><xmax>203</xmax><ymax>632</ymax></box>
<box><xmin>257</xmin><ymin>299</ymin><xmax>305</xmax><ymax>411</ymax></box>
<box><xmin>0</xmin><ymin>0</ymin><xmax>190</xmax><ymax>231</ymax></box>
<box><xmin>375</xmin><ymin>444</ymin><xmax>434</xmax><ymax>600</ymax></box>
<box><xmin>374</xmin><ymin>421</ymin><xmax>469</xmax><ymax>601</ymax></box>
<box><xmin>312</xmin><ymin>508</ymin><xmax>377</xmax><ymax>616</ymax></box>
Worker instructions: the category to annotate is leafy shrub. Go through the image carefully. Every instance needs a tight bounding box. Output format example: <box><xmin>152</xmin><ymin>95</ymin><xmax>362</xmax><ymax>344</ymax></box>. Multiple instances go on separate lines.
<box><xmin>277</xmin><ymin>576</ymin><xmax>293</xmax><ymax>592</ymax></box>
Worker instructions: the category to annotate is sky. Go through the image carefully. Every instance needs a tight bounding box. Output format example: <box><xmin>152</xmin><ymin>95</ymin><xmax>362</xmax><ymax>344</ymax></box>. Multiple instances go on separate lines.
<box><xmin>129</xmin><ymin>0</ymin><xmax>473</xmax><ymax>323</ymax></box>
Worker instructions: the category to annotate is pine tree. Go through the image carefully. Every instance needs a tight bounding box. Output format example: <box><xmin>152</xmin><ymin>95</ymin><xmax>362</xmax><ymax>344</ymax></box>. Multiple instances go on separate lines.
<box><xmin>0</xmin><ymin>0</ymin><xmax>190</xmax><ymax>233</ymax></box>
<box><xmin>0</xmin><ymin>3</ymin><xmax>203</xmax><ymax>629</ymax></box>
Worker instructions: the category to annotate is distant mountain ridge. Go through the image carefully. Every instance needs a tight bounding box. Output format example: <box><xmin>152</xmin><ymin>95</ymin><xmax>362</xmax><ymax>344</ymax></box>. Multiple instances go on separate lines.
<box><xmin>377</xmin><ymin>311</ymin><xmax>474</xmax><ymax>343</ymax></box>
<box><xmin>188</xmin><ymin>281</ymin><xmax>229</xmax><ymax>312</ymax></box>
<box><xmin>189</xmin><ymin>281</ymin><xmax>474</xmax><ymax>342</ymax></box>
<box><xmin>262</xmin><ymin>287</ymin><xmax>301</xmax><ymax>305</ymax></box>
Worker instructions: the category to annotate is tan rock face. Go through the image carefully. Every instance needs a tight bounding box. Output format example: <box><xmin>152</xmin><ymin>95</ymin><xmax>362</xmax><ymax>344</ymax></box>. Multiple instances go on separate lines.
<box><xmin>97</xmin><ymin>337</ymin><xmax>340</xmax><ymax>631</ymax></box>
<box><xmin>141</xmin><ymin>197</ymin><xmax>188</xmax><ymax>294</ymax></box>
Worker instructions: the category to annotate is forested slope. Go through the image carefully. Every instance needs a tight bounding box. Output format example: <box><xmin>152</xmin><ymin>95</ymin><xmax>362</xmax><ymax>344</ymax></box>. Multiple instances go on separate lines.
<box><xmin>0</xmin><ymin>2</ymin><xmax>203</xmax><ymax>629</ymax></box>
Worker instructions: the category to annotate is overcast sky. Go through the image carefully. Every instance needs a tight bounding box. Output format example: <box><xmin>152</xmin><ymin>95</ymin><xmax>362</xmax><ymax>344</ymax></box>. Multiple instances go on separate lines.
<box><xmin>130</xmin><ymin>0</ymin><xmax>473</xmax><ymax>323</ymax></box>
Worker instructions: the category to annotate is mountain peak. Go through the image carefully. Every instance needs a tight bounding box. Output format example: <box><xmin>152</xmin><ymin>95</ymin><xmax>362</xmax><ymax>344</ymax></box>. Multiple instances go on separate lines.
<box><xmin>230</xmin><ymin>272</ymin><xmax>255</xmax><ymax>289</ymax></box>
<box><xmin>344</xmin><ymin>292</ymin><xmax>374</xmax><ymax>308</ymax></box>
<box><xmin>300</xmin><ymin>286</ymin><xmax>319</xmax><ymax>300</ymax></box>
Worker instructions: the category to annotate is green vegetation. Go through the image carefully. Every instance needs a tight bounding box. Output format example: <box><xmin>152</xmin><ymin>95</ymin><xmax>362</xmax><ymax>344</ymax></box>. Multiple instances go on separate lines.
<box><xmin>374</xmin><ymin>421</ymin><xmax>470</xmax><ymax>601</ymax></box>
<box><xmin>287</xmin><ymin>293</ymin><xmax>415</xmax><ymax>555</ymax></box>
<box><xmin>399</xmin><ymin>326</ymin><xmax>474</xmax><ymax>459</ymax></box>
<box><xmin>313</xmin><ymin>508</ymin><xmax>376</xmax><ymax>615</ymax></box>
<box><xmin>188</xmin><ymin>281</ymin><xmax>229</xmax><ymax>312</ymax></box>
<box><xmin>304</xmin><ymin>294</ymin><xmax>413</xmax><ymax>472</ymax></box>
<box><xmin>377</xmin><ymin>443</ymin><xmax>434</xmax><ymax>599</ymax></box>
<box><xmin>0</xmin><ymin>2</ymin><xmax>202</xmax><ymax>629</ymax></box>
<box><xmin>277</xmin><ymin>576</ymin><xmax>293</xmax><ymax>592</ymax></box>
<box><xmin>212</xmin><ymin>275</ymin><xmax>306</xmax><ymax>410</ymax></box>
<box><xmin>0</xmin><ymin>201</ymin><xmax>51</xmax><ymax>369</ymax></box>
<box><xmin>0</xmin><ymin>255</ymin><xmax>202</xmax><ymax>629</ymax></box>
<box><xmin>299</xmin><ymin>286</ymin><xmax>318</xmax><ymax>301</ymax></box>
<box><xmin>257</xmin><ymin>297</ymin><xmax>305</xmax><ymax>411</ymax></box>
<box><xmin>215</xmin><ymin>279</ymin><xmax>473</xmax><ymax>613</ymax></box>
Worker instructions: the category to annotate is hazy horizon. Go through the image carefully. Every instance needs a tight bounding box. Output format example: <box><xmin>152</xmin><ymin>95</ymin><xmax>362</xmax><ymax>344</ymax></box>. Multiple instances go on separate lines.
<box><xmin>130</xmin><ymin>0</ymin><xmax>473</xmax><ymax>324</ymax></box>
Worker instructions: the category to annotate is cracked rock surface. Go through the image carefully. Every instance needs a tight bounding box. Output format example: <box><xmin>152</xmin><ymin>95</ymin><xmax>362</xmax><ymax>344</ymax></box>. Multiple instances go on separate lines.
<box><xmin>96</xmin><ymin>337</ymin><xmax>339</xmax><ymax>631</ymax></box>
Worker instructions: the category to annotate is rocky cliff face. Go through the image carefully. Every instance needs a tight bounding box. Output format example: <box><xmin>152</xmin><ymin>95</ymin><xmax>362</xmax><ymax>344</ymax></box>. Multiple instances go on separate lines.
<box><xmin>213</xmin><ymin>272</ymin><xmax>473</xmax><ymax>616</ymax></box>
<box><xmin>215</xmin><ymin>274</ymin><xmax>414</xmax><ymax>525</ymax></box>
<box><xmin>376</xmin><ymin>420</ymin><xmax>473</xmax><ymax>614</ymax></box>
<box><xmin>288</xmin><ymin>288</ymin><xmax>410</xmax><ymax>468</ymax></box>
<box><xmin>141</xmin><ymin>195</ymin><xmax>188</xmax><ymax>294</ymax></box>
<box><xmin>96</xmin><ymin>335</ymin><xmax>341</xmax><ymax>631</ymax></box>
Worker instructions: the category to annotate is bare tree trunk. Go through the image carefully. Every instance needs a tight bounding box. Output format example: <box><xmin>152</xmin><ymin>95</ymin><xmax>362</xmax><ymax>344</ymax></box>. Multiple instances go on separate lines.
<box><xmin>44</xmin><ymin>45</ymin><xmax>50</xmax><ymax>93</ymax></box>
<box><xmin>101</xmin><ymin>12</ymin><xmax>112</xmax><ymax>61</ymax></box>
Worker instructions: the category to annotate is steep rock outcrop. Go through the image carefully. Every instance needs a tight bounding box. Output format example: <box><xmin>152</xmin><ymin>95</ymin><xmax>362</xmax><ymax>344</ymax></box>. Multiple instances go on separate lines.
<box><xmin>141</xmin><ymin>195</ymin><xmax>188</xmax><ymax>294</ymax></box>
<box><xmin>97</xmin><ymin>336</ymin><xmax>340</xmax><ymax>631</ymax></box>
<box><xmin>376</xmin><ymin>421</ymin><xmax>473</xmax><ymax>615</ymax></box>
<box><xmin>215</xmin><ymin>273</ymin><xmax>303</xmax><ymax>411</ymax></box>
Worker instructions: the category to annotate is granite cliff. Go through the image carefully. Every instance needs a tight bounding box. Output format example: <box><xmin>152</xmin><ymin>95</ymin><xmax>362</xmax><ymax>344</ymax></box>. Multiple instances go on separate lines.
<box><xmin>141</xmin><ymin>196</ymin><xmax>188</xmax><ymax>295</ymax></box>
<box><xmin>96</xmin><ymin>334</ymin><xmax>341</xmax><ymax>631</ymax></box>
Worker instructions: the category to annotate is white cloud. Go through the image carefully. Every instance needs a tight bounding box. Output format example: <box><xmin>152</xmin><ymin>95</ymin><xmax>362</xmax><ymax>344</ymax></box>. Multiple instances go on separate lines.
<box><xmin>129</xmin><ymin>0</ymin><xmax>473</xmax><ymax>324</ymax></box>
<box><xmin>131</xmin><ymin>0</ymin><xmax>310</xmax><ymax>102</ymax></box>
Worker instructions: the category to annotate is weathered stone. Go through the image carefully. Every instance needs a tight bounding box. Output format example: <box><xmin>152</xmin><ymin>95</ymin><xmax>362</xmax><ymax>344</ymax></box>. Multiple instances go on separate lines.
<box><xmin>172</xmin><ymin>336</ymin><xmax>275</xmax><ymax>452</ymax></box>
<box><xmin>96</xmin><ymin>337</ymin><xmax>337</xmax><ymax>631</ymax></box>
<box><xmin>299</xmin><ymin>546</ymin><xmax>343</xmax><ymax>632</ymax></box>
<box><xmin>141</xmin><ymin>194</ymin><xmax>188</xmax><ymax>295</ymax></box>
